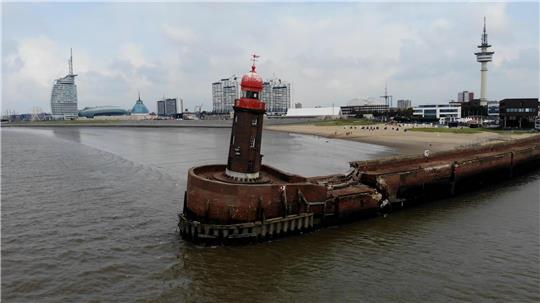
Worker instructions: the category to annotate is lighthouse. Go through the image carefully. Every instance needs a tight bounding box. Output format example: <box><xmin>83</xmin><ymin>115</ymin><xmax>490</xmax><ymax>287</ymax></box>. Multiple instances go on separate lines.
<box><xmin>225</xmin><ymin>55</ymin><xmax>266</xmax><ymax>181</ymax></box>
<box><xmin>474</xmin><ymin>17</ymin><xmax>495</xmax><ymax>105</ymax></box>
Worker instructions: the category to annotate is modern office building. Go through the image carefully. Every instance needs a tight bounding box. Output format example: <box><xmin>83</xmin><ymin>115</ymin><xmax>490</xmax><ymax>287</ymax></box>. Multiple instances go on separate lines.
<box><xmin>340</xmin><ymin>98</ymin><xmax>389</xmax><ymax>117</ymax></box>
<box><xmin>461</xmin><ymin>99</ymin><xmax>487</xmax><ymax>118</ymax></box>
<box><xmin>131</xmin><ymin>92</ymin><xmax>150</xmax><ymax>115</ymax></box>
<box><xmin>50</xmin><ymin>49</ymin><xmax>78</xmax><ymax>118</ymax></box>
<box><xmin>212</xmin><ymin>76</ymin><xmax>239</xmax><ymax>113</ymax></box>
<box><xmin>286</xmin><ymin>107</ymin><xmax>341</xmax><ymax>119</ymax></box>
<box><xmin>397</xmin><ymin>99</ymin><xmax>412</xmax><ymax>109</ymax></box>
<box><xmin>412</xmin><ymin>104</ymin><xmax>462</xmax><ymax>120</ymax></box>
<box><xmin>457</xmin><ymin>91</ymin><xmax>475</xmax><ymax>103</ymax></box>
<box><xmin>487</xmin><ymin>101</ymin><xmax>500</xmax><ymax>117</ymax></box>
<box><xmin>157</xmin><ymin>98</ymin><xmax>178</xmax><ymax>116</ymax></box>
<box><xmin>341</xmin><ymin>104</ymin><xmax>389</xmax><ymax>117</ymax></box>
<box><xmin>499</xmin><ymin>98</ymin><xmax>539</xmax><ymax>128</ymax></box>
<box><xmin>261</xmin><ymin>79</ymin><xmax>291</xmax><ymax>114</ymax></box>
<box><xmin>166</xmin><ymin>98</ymin><xmax>177</xmax><ymax>115</ymax></box>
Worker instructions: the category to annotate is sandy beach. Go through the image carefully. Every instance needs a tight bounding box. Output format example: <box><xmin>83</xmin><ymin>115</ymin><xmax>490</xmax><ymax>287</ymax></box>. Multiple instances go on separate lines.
<box><xmin>265</xmin><ymin>123</ymin><xmax>538</xmax><ymax>155</ymax></box>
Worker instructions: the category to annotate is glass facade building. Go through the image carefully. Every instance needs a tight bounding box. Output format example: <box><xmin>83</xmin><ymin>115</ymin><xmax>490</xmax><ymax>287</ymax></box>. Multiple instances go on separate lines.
<box><xmin>78</xmin><ymin>106</ymin><xmax>128</xmax><ymax>118</ymax></box>
<box><xmin>131</xmin><ymin>98</ymin><xmax>149</xmax><ymax>115</ymax></box>
<box><xmin>51</xmin><ymin>50</ymin><xmax>78</xmax><ymax>118</ymax></box>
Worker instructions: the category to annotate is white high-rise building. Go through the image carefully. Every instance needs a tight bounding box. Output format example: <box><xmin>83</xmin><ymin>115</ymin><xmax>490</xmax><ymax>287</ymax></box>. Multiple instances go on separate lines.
<box><xmin>212</xmin><ymin>76</ymin><xmax>239</xmax><ymax>113</ymax></box>
<box><xmin>212</xmin><ymin>75</ymin><xmax>291</xmax><ymax>114</ymax></box>
<box><xmin>397</xmin><ymin>99</ymin><xmax>412</xmax><ymax>109</ymax></box>
<box><xmin>261</xmin><ymin>79</ymin><xmax>291</xmax><ymax>114</ymax></box>
<box><xmin>474</xmin><ymin>17</ymin><xmax>494</xmax><ymax>106</ymax></box>
<box><xmin>50</xmin><ymin>49</ymin><xmax>78</xmax><ymax>118</ymax></box>
<box><xmin>458</xmin><ymin>91</ymin><xmax>474</xmax><ymax>103</ymax></box>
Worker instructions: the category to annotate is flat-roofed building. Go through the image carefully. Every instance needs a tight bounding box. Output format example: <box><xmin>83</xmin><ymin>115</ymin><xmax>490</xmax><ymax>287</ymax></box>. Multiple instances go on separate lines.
<box><xmin>412</xmin><ymin>104</ymin><xmax>461</xmax><ymax>121</ymax></box>
<box><xmin>487</xmin><ymin>101</ymin><xmax>499</xmax><ymax>117</ymax></box>
<box><xmin>499</xmin><ymin>98</ymin><xmax>539</xmax><ymax>128</ymax></box>
<box><xmin>286</xmin><ymin>107</ymin><xmax>341</xmax><ymax>119</ymax></box>
<box><xmin>397</xmin><ymin>99</ymin><xmax>412</xmax><ymax>109</ymax></box>
<box><xmin>340</xmin><ymin>98</ymin><xmax>389</xmax><ymax>117</ymax></box>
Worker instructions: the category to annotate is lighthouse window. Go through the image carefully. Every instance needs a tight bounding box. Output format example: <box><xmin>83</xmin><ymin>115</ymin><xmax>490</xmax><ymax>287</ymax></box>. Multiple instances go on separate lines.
<box><xmin>234</xmin><ymin>115</ymin><xmax>238</xmax><ymax>123</ymax></box>
<box><xmin>251</xmin><ymin>118</ymin><xmax>258</xmax><ymax>126</ymax></box>
<box><xmin>250</xmin><ymin>136</ymin><xmax>256</xmax><ymax>148</ymax></box>
<box><xmin>245</xmin><ymin>91</ymin><xmax>259</xmax><ymax>99</ymax></box>
<box><xmin>232</xmin><ymin>135</ymin><xmax>235</xmax><ymax>144</ymax></box>
<box><xmin>248</xmin><ymin>160</ymin><xmax>253</xmax><ymax>172</ymax></box>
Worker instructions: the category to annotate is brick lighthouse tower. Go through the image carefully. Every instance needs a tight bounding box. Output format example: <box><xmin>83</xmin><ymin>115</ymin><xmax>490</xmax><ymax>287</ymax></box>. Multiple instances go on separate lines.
<box><xmin>225</xmin><ymin>55</ymin><xmax>266</xmax><ymax>182</ymax></box>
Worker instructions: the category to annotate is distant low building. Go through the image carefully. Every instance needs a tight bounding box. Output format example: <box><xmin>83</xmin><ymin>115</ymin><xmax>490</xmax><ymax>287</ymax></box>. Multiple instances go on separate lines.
<box><xmin>487</xmin><ymin>101</ymin><xmax>499</xmax><ymax>117</ymax></box>
<box><xmin>499</xmin><ymin>98</ymin><xmax>539</xmax><ymax>128</ymax></box>
<box><xmin>78</xmin><ymin>106</ymin><xmax>128</xmax><ymax>118</ymax></box>
<box><xmin>412</xmin><ymin>104</ymin><xmax>461</xmax><ymax>121</ymax></box>
<box><xmin>286</xmin><ymin>107</ymin><xmax>341</xmax><ymax>119</ymax></box>
<box><xmin>341</xmin><ymin>98</ymin><xmax>389</xmax><ymax>117</ymax></box>
<box><xmin>340</xmin><ymin>104</ymin><xmax>389</xmax><ymax>117</ymax></box>
<box><xmin>294</xmin><ymin>102</ymin><xmax>302</xmax><ymax>109</ymax></box>
<box><xmin>461</xmin><ymin>100</ymin><xmax>487</xmax><ymax>118</ymax></box>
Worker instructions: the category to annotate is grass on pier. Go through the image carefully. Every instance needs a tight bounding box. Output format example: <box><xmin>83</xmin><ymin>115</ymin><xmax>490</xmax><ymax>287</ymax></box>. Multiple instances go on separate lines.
<box><xmin>313</xmin><ymin>119</ymin><xmax>377</xmax><ymax>126</ymax></box>
<box><xmin>409</xmin><ymin>127</ymin><xmax>532</xmax><ymax>134</ymax></box>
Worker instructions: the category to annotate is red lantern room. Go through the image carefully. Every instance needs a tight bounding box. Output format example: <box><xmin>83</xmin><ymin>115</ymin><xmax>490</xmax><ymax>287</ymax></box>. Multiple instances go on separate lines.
<box><xmin>241</xmin><ymin>65</ymin><xmax>264</xmax><ymax>92</ymax></box>
<box><xmin>234</xmin><ymin>61</ymin><xmax>265</xmax><ymax>112</ymax></box>
<box><xmin>225</xmin><ymin>55</ymin><xmax>267</xmax><ymax>181</ymax></box>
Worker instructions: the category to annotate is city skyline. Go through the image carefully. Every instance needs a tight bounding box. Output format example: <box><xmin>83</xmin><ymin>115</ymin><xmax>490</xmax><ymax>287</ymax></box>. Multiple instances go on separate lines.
<box><xmin>2</xmin><ymin>2</ymin><xmax>539</xmax><ymax>113</ymax></box>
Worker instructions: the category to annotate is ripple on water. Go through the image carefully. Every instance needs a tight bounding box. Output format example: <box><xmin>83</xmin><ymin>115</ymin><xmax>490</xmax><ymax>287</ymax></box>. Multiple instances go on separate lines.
<box><xmin>2</xmin><ymin>128</ymin><xmax>539</xmax><ymax>303</ymax></box>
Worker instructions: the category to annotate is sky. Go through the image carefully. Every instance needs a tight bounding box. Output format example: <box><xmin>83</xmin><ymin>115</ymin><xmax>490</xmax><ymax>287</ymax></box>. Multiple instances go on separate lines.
<box><xmin>2</xmin><ymin>2</ymin><xmax>539</xmax><ymax>113</ymax></box>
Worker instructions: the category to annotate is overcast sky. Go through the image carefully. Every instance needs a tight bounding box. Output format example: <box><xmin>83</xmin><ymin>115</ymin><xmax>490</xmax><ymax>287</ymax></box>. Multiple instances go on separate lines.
<box><xmin>2</xmin><ymin>2</ymin><xmax>539</xmax><ymax>113</ymax></box>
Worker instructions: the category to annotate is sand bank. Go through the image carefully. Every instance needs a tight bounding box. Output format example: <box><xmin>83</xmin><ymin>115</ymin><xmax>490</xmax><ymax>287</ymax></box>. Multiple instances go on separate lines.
<box><xmin>265</xmin><ymin>123</ymin><xmax>537</xmax><ymax>155</ymax></box>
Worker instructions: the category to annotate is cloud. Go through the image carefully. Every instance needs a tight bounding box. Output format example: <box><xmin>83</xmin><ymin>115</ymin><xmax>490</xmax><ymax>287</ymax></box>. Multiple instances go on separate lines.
<box><xmin>163</xmin><ymin>25</ymin><xmax>197</xmax><ymax>45</ymax></box>
<box><xmin>1</xmin><ymin>2</ymin><xmax>538</xmax><ymax>113</ymax></box>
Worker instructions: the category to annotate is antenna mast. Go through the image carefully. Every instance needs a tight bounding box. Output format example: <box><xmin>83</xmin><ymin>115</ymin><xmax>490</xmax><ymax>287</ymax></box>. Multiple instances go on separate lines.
<box><xmin>380</xmin><ymin>83</ymin><xmax>393</xmax><ymax>108</ymax></box>
<box><xmin>69</xmin><ymin>48</ymin><xmax>74</xmax><ymax>75</ymax></box>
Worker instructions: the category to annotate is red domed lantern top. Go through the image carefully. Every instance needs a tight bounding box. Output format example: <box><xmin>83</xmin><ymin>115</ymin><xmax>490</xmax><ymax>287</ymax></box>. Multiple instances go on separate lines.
<box><xmin>240</xmin><ymin>54</ymin><xmax>263</xmax><ymax>92</ymax></box>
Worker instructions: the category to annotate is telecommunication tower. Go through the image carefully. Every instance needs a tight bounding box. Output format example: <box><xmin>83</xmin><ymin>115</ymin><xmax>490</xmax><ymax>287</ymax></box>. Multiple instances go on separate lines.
<box><xmin>474</xmin><ymin>17</ymin><xmax>494</xmax><ymax>104</ymax></box>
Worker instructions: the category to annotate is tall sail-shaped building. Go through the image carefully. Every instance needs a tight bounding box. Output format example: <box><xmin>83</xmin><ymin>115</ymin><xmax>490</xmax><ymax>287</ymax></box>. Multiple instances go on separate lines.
<box><xmin>51</xmin><ymin>49</ymin><xmax>78</xmax><ymax>118</ymax></box>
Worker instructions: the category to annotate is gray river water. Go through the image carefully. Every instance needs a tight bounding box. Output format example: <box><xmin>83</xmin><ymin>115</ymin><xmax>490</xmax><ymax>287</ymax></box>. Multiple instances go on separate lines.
<box><xmin>2</xmin><ymin>127</ymin><xmax>539</xmax><ymax>302</ymax></box>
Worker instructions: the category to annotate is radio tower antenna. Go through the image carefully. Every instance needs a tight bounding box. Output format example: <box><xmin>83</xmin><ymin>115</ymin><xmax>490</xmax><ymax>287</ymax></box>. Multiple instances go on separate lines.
<box><xmin>380</xmin><ymin>83</ymin><xmax>393</xmax><ymax>108</ymax></box>
<box><xmin>69</xmin><ymin>48</ymin><xmax>74</xmax><ymax>75</ymax></box>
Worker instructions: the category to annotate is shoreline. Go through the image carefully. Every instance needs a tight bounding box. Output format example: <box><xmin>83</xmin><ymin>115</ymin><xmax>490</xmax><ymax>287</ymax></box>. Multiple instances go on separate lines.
<box><xmin>4</xmin><ymin>120</ymin><xmax>538</xmax><ymax>156</ymax></box>
<box><xmin>265</xmin><ymin>123</ymin><xmax>539</xmax><ymax>155</ymax></box>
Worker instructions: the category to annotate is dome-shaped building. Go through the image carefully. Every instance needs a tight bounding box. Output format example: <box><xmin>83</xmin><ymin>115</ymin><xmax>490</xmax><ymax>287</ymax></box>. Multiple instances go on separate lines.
<box><xmin>78</xmin><ymin>106</ymin><xmax>128</xmax><ymax>118</ymax></box>
<box><xmin>131</xmin><ymin>93</ymin><xmax>149</xmax><ymax>115</ymax></box>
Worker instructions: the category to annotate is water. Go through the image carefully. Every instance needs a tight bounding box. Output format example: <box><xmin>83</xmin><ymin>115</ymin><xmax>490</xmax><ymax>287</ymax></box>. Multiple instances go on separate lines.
<box><xmin>2</xmin><ymin>127</ymin><xmax>539</xmax><ymax>302</ymax></box>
